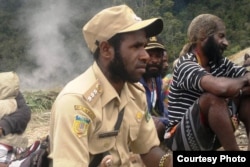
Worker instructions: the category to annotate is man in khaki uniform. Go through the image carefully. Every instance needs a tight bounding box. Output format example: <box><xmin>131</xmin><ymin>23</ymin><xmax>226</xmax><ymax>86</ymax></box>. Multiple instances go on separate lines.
<box><xmin>49</xmin><ymin>5</ymin><xmax>172</xmax><ymax>167</ymax></box>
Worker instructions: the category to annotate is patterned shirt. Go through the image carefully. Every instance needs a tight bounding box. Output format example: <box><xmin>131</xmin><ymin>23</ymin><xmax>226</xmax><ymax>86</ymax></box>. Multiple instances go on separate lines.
<box><xmin>162</xmin><ymin>73</ymin><xmax>173</xmax><ymax>108</ymax></box>
<box><xmin>167</xmin><ymin>52</ymin><xmax>247</xmax><ymax>128</ymax></box>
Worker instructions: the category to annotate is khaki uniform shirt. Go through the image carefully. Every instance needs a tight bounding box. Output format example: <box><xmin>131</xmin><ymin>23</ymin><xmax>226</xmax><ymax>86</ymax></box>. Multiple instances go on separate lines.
<box><xmin>0</xmin><ymin>71</ymin><xmax>19</xmax><ymax>100</ymax></box>
<box><xmin>0</xmin><ymin>72</ymin><xmax>25</xmax><ymax>147</ymax></box>
<box><xmin>49</xmin><ymin>62</ymin><xmax>159</xmax><ymax>167</ymax></box>
<box><xmin>0</xmin><ymin>71</ymin><xmax>19</xmax><ymax>117</ymax></box>
<box><xmin>0</xmin><ymin>99</ymin><xmax>17</xmax><ymax>118</ymax></box>
<box><xmin>0</xmin><ymin>72</ymin><xmax>19</xmax><ymax>118</ymax></box>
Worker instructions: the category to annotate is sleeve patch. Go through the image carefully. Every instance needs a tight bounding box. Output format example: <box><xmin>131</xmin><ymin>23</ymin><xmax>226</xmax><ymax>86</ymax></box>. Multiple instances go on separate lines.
<box><xmin>74</xmin><ymin>105</ymin><xmax>96</xmax><ymax>120</ymax></box>
<box><xmin>72</xmin><ymin>115</ymin><xmax>90</xmax><ymax>138</ymax></box>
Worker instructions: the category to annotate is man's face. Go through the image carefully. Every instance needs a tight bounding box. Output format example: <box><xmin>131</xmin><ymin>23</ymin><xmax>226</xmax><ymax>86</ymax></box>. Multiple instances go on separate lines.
<box><xmin>144</xmin><ymin>49</ymin><xmax>163</xmax><ymax>78</ymax></box>
<box><xmin>108</xmin><ymin>30</ymin><xmax>149</xmax><ymax>83</ymax></box>
<box><xmin>202</xmin><ymin>34</ymin><xmax>227</xmax><ymax>66</ymax></box>
<box><xmin>161</xmin><ymin>51</ymin><xmax>169</xmax><ymax>77</ymax></box>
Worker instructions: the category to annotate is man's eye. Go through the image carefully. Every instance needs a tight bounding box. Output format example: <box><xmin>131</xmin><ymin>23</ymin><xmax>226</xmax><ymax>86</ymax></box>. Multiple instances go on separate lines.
<box><xmin>219</xmin><ymin>34</ymin><xmax>225</xmax><ymax>38</ymax></box>
<box><xmin>134</xmin><ymin>44</ymin><xmax>143</xmax><ymax>48</ymax></box>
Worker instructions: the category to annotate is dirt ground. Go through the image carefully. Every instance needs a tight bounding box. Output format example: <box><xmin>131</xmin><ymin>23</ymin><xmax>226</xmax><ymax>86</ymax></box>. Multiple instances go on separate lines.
<box><xmin>23</xmin><ymin>111</ymin><xmax>51</xmax><ymax>145</ymax></box>
<box><xmin>234</xmin><ymin>122</ymin><xmax>248</xmax><ymax>150</ymax></box>
<box><xmin>21</xmin><ymin>111</ymin><xmax>248</xmax><ymax>167</ymax></box>
<box><xmin>23</xmin><ymin>111</ymin><xmax>248</xmax><ymax>150</ymax></box>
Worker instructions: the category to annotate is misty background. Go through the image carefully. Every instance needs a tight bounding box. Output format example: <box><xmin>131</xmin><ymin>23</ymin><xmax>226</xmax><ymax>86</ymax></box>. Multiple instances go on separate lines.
<box><xmin>17</xmin><ymin>0</ymin><xmax>111</xmax><ymax>90</ymax></box>
<box><xmin>0</xmin><ymin>0</ymin><xmax>249</xmax><ymax>91</ymax></box>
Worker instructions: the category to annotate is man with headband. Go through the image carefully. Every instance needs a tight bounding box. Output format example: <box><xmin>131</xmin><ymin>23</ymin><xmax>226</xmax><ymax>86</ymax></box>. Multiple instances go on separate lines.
<box><xmin>165</xmin><ymin>14</ymin><xmax>250</xmax><ymax>151</ymax></box>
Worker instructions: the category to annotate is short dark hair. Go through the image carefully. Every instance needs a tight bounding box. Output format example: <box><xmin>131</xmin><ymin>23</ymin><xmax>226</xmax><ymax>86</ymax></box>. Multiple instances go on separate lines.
<box><xmin>93</xmin><ymin>33</ymin><xmax>124</xmax><ymax>60</ymax></box>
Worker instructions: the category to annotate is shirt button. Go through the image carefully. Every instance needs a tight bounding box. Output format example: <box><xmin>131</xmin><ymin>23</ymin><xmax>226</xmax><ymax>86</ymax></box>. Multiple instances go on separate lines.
<box><xmin>103</xmin><ymin>143</ymin><xmax>109</xmax><ymax>148</ymax></box>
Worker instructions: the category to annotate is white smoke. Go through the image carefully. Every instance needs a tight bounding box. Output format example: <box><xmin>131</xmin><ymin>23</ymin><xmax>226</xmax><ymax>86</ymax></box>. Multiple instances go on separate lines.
<box><xmin>17</xmin><ymin>0</ymin><xmax>94</xmax><ymax>90</ymax></box>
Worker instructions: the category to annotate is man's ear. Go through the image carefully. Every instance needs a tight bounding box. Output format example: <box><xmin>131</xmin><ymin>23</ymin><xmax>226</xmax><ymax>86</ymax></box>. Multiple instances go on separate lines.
<box><xmin>99</xmin><ymin>41</ymin><xmax>113</xmax><ymax>58</ymax></box>
<box><xmin>244</xmin><ymin>53</ymin><xmax>250</xmax><ymax>60</ymax></box>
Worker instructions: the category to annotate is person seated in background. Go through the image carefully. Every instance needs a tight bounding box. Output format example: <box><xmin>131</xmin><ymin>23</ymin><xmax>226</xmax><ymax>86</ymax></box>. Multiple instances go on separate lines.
<box><xmin>0</xmin><ymin>71</ymin><xmax>31</xmax><ymax>164</ymax></box>
<box><xmin>139</xmin><ymin>36</ymin><xmax>168</xmax><ymax>141</ymax></box>
<box><xmin>165</xmin><ymin>14</ymin><xmax>250</xmax><ymax>151</ymax></box>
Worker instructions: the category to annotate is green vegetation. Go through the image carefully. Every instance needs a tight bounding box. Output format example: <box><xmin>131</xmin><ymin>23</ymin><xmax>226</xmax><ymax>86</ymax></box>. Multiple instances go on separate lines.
<box><xmin>23</xmin><ymin>90</ymin><xmax>59</xmax><ymax>112</ymax></box>
<box><xmin>0</xmin><ymin>0</ymin><xmax>249</xmax><ymax>72</ymax></box>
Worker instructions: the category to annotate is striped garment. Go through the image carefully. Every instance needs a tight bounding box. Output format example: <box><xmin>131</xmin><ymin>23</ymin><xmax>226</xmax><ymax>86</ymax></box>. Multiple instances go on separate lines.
<box><xmin>167</xmin><ymin>52</ymin><xmax>247</xmax><ymax>129</ymax></box>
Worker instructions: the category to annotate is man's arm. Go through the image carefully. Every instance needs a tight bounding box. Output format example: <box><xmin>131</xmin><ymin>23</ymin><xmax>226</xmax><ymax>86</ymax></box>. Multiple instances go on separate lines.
<box><xmin>140</xmin><ymin>146</ymin><xmax>172</xmax><ymax>167</ymax></box>
<box><xmin>200</xmin><ymin>74</ymin><xmax>249</xmax><ymax>97</ymax></box>
<box><xmin>0</xmin><ymin>91</ymin><xmax>31</xmax><ymax>135</ymax></box>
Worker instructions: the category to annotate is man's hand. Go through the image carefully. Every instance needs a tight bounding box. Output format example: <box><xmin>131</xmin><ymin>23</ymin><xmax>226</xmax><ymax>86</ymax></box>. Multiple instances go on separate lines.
<box><xmin>100</xmin><ymin>155</ymin><xmax>113</xmax><ymax>167</ymax></box>
<box><xmin>241</xmin><ymin>85</ymin><xmax>250</xmax><ymax>96</ymax></box>
<box><xmin>0</xmin><ymin>162</ymin><xmax>7</xmax><ymax>167</ymax></box>
<box><xmin>152</xmin><ymin>116</ymin><xmax>166</xmax><ymax>141</ymax></box>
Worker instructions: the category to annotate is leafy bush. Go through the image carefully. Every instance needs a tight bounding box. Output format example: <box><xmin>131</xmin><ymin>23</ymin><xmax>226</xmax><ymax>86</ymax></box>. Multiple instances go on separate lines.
<box><xmin>23</xmin><ymin>90</ymin><xmax>59</xmax><ymax>113</ymax></box>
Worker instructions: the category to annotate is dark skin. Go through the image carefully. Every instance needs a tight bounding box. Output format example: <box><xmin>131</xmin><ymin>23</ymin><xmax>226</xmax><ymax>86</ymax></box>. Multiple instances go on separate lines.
<box><xmin>143</xmin><ymin>48</ymin><xmax>167</xmax><ymax>141</ymax></box>
<box><xmin>144</xmin><ymin>48</ymin><xmax>163</xmax><ymax>78</ymax></box>
<box><xmin>97</xmin><ymin>30</ymin><xmax>172</xmax><ymax>167</ymax></box>
<box><xmin>194</xmin><ymin>24</ymin><xmax>250</xmax><ymax>150</ymax></box>
<box><xmin>161</xmin><ymin>50</ymin><xmax>169</xmax><ymax>78</ymax></box>
<box><xmin>97</xmin><ymin>31</ymin><xmax>149</xmax><ymax>94</ymax></box>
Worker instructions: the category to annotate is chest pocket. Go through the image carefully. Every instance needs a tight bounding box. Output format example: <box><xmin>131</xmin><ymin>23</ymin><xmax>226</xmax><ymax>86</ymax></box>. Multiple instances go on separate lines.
<box><xmin>88</xmin><ymin>134</ymin><xmax>116</xmax><ymax>154</ymax></box>
<box><xmin>129</xmin><ymin>125</ymin><xmax>140</xmax><ymax>141</ymax></box>
<box><xmin>89</xmin><ymin>108</ymin><xmax>125</xmax><ymax>154</ymax></box>
<box><xmin>126</xmin><ymin>109</ymin><xmax>144</xmax><ymax>142</ymax></box>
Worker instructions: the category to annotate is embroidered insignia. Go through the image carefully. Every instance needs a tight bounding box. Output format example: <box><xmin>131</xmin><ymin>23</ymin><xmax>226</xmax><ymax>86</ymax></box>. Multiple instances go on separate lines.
<box><xmin>136</xmin><ymin>111</ymin><xmax>143</xmax><ymax>122</ymax></box>
<box><xmin>74</xmin><ymin>105</ymin><xmax>95</xmax><ymax>120</ymax></box>
<box><xmin>72</xmin><ymin>115</ymin><xmax>90</xmax><ymax>137</ymax></box>
<box><xmin>149</xmin><ymin>36</ymin><xmax>157</xmax><ymax>42</ymax></box>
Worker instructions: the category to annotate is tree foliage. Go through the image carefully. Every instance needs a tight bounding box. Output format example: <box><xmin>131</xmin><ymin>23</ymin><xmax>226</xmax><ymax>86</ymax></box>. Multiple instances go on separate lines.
<box><xmin>0</xmin><ymin>0</ymin><xmax>249</xmax><ymax>71</ymax></box>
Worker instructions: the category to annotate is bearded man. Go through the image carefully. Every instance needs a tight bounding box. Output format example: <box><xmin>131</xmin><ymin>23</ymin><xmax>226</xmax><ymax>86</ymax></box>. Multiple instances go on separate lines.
<box><xmin>140</xmin><ymin>36</ymin><xmax>168</xmax><ymax>141</ymax></box>
<box><xmin>164</xmin><ymin>14</ymin><xmax>250</xmax><ymax>151</ymax></box>
<box><xmin>49</xmin><ymin>5</ymin><xmax>172</xmax><ymax>167</ymax></box>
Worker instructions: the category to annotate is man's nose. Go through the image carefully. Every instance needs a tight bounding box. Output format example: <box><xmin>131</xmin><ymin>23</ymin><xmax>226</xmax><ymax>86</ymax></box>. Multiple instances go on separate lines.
<box><xmin>140</xmin><ymin>49</ymin><xmax>150</xmax><ymax>63</ymax></box>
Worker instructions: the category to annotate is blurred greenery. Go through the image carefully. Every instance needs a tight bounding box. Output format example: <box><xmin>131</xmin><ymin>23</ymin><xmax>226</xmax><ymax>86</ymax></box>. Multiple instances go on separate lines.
<box><xmin>23</xmin><ymin>90</ymin><xmax>59</xmax><ymax>112</ymax></box>
<box><xmin>0</xmin><ymin>0</ymin><xmax>249</xmax><ymax>72</ymax></box>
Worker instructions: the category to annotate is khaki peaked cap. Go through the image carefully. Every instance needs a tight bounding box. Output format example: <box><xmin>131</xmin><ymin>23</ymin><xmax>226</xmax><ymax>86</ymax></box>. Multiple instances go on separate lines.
<box><xmin>145</xmin><ymin>36</ymin><xmax>165</xmax><ymax>50</ymax></box>
<box><xmin>83</xmin><ymin>5</ymin><xmax>163</xmax><ymax>53</ymax></box>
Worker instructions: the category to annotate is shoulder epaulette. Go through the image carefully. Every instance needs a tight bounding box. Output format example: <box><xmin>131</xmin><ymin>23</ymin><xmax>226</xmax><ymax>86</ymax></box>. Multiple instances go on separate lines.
<box><xmin>83</xmin><ymin>79</ymin><xmax>103</xmax><ymax>106</ymax></box>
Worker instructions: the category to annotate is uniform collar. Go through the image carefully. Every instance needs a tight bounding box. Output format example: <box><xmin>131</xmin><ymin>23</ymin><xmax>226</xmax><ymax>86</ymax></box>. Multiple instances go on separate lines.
<box><xmin>92</xmin><ymin>62</ymin><xmax>130</xmax><ymax>108</ymax></box>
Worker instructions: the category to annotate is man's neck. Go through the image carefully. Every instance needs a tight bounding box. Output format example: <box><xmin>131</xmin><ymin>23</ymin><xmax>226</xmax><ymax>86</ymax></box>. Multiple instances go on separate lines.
<box><xmin>193</xmin><ymin>47</ymin><xmax>209</xmax><ymax>68</ymax></box>
<box><xmin>109</xmin><ymin>80</ymin><xmax>124</xmax><ymax>96</ymax></box>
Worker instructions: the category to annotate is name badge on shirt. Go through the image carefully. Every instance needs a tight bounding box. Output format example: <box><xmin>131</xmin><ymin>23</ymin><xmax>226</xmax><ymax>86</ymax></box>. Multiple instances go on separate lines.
<box><xmin>98</xmin><ymin>130</ymin><xmax>119</xmax><ymax>138</ymax></box>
